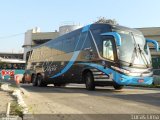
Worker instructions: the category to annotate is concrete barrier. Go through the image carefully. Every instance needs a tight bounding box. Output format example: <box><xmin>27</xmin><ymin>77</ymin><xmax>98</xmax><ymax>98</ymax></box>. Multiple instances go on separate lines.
<box><xmin>0</xmin><ymin>79</ymin><xmax>28</xmax><ymax>117</ymax></box>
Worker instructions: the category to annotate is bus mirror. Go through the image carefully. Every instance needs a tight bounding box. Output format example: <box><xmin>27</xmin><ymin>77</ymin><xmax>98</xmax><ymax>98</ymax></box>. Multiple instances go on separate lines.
<box><xmin>101</xmin><ymin>32</ymin><xmax>121</xmax><ymax>46</ymax></box>
<box><xmin>146</xmin><ymin>39</ymin><xmax>159</xmax><ymax>52</ymax></box>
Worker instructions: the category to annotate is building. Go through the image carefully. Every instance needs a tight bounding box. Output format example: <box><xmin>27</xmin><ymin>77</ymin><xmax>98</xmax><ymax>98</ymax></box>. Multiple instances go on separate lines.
<box><xmin>138</xmin><ymin>27</ymin><xmax>160</xmax><ymax>55</ymax></box>
<box><xmin>138</xmin><ymin>27</ymin><xmax>160</xmax><ymax>71</ymax></box>
<box><xmin>0</xmin><ymin>52</ymin><xmax>23</xmax><ymax>59</ymax></box>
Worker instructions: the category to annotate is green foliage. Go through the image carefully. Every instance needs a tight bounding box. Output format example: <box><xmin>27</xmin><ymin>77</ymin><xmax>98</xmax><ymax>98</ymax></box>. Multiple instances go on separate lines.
<box><xmin>10</xmin><ymin>101</ymin><xmax>23</xmax><ymax>117</ymax></box>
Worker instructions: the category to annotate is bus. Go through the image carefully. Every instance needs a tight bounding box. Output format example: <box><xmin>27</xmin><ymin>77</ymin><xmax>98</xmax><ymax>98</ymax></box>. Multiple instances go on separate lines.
<box><xmin>0</xmin><ymin>58</ymin><xmax>25</xmax><ymax>82</ymax></box>
<box><xmin>24</xmin><ymin>23</ymin><xmax>159</xmax><ymax>90</ymax></box>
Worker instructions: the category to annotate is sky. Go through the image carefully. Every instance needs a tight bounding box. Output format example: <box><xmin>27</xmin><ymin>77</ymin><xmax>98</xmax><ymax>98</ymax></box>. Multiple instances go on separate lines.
<box><xmin>0</xmin><ymin>0</ymin><xmax>160</xmax><ymax>53</ymax></box>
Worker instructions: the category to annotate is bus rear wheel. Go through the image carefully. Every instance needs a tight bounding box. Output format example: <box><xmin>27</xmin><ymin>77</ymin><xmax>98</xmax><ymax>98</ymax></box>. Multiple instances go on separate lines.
<box><xmin>37</xmin><ymin>75</ymin><xmax>47</xmax><ymax>87</ymax></box>
<box><xmin>22</xmin><ymin>76</ymin><xmax>25</xmax><ymax>84</ymax></box>
<box><xmin>85</xmin><ymin>72</ymin><xmax>95</xmax><ymax>91</ymax></box>
<box><xmin>113</xmin><ymin>82</ymin><xmax>124</xmax><ymax>90</ymax></box>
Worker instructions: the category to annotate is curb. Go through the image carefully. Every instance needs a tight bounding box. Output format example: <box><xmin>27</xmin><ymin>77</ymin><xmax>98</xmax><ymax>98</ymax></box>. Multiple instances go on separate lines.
<box><xmin>0</xmin><ymin>82</ymin><xmax>29</xmax><ymax>117</ymax></box>
<box><xmin>19</xmin><ymin>87</ymin><xmax>30</xmax><ymax>97</ymax></box>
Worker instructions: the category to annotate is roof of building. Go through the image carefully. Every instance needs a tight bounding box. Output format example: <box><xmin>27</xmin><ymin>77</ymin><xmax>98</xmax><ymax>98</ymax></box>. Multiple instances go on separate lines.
<box><xmin>137</xmin><ymin>27</ymin><xmax>160</xmax><ymax>36</ymax></box>
<box><xmin>32</xmin><ymin>32</ymin><xmax>59</xmax><ymax>40</ymax></box>
<box><xmin>0</xmin><ymin>52</ymin><xmax>23</xmax><ymax>55</ymax></box>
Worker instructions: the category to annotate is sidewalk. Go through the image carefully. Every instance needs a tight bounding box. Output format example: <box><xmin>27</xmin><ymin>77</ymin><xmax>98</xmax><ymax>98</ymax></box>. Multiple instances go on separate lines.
<box><xmin>0</xmin><ymin>90</ymin><xmax>14</xmax><ymax>114</ymax></box>
<box><xmin>0</xmin><ymin>79</ymin><xmax>23</xmax><ymax>120</ymax></box>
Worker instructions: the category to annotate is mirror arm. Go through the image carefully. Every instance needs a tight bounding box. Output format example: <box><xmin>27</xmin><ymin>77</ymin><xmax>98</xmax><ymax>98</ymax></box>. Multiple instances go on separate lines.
<box><xmin>101</xmin><ymin>32</ymin><xmax>121</xmax><ymax>46</ymax></box>
<box><xmin>146</xmin><ymin>39</ymin><xmax>159</xmax><ymax>52</ymax></box>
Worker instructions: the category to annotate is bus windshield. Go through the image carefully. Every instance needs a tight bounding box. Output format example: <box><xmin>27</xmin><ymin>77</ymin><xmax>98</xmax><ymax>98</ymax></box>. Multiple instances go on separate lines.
<box><xmin>118</xmin><ymin>31</ymin><xmax>151</xmax><ymax>67</ymax></box>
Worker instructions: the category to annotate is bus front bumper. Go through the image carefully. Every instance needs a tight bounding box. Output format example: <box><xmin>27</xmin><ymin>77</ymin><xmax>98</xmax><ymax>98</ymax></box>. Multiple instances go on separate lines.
<box><xmin>113</xmin><ymin>73</ymin><xmax>153</xmax><ymax>86</ymax></box>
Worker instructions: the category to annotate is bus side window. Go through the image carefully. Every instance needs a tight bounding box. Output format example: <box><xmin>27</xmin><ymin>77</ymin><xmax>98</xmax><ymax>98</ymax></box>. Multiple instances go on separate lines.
<box><xmin>58</xmin><ymin>40</ymin><xmax>63</xmax><ymax>55</ymax></box>
<box><xmin>92</xmin><ymin>29</ymin><xmax>101</xmax><ymax>44</ymax></box>
<box><xmin>70</xmin><ymin>37</ymin><xmax>76</xmax><ymax>52</ymax></box>
<box><xmin>7</xmin><ymin>64</ymin><xmax>12</xmax><ymax>69</ymax></box>
<box><xmin>63</xmin><ymin>37</ymin><xmax>75</xmax><ymax>53</ymax></box>
<box><xmin>3</xmin><ymin>64</ymin><xmax>7</xmax><ymax>69</ymax></box>
<box><xmin>13</xmin><ymin>64</ymin><xmax>17</xmax><ymax>69</ymax></box>
<box><xmin>74</xmin><ymin>34</ymin><xmax>80</xmax><ymax>51</ymax></box>
<box><xmin>83</xmin><ymin>33</ymin><xmax>92</xmax><ymax>49</ymax></box>
<box><xmin>21</xmin><ymin>64</ymin><xmax>25</xmax><ymax>69</ymax></box>
<box><xmin>76</xmin><ymin>32</ymin><xmax>87</xmax><ymax>51</ymax></box>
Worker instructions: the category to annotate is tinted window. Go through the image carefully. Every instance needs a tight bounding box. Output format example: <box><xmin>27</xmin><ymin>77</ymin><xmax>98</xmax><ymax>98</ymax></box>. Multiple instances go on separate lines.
<box><xmin>63</xmin><ymin>37</ymin><xmax>76</xmax><ymax>53</ymax></box>
<box><xmin>83</xmin><ymin>32</ymin><xmax>92</xmax><ymax>49</ymax></box>
<box><xmin>53</xmin><ymin>40</ymin><xmax>63</xmax><ymax>55</ymax></box>
<box><xmin>91</xmin><ymin>25</ymin><xmax>111</xmax><ymax>50</ymax></box>
<box><xmin>0</xmin><ymin>63</ymin><xmax>25</xmax><ymax>69</ymax></box>
<box><xmin>76</xmin><ymin>32</ymin><xmax>87</xmax><ymax>51</ymax></box>
<box><xmin>70</xmin><ymin>37</ymin><xmax>76</xmax><ymax>52</ymax></box>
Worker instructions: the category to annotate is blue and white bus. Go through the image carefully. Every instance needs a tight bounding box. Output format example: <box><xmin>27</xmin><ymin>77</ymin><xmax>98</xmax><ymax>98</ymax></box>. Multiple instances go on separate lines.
<box><xmin>24</xmin><ymin>23</ymin><xmax>159</xmax><ymax>90</ymax></box>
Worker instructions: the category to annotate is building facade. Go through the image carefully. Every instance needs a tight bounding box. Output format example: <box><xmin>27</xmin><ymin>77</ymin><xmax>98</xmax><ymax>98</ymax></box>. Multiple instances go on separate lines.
<box><xmin>0</xmin><ymin>52</ymin><xmax>23</xmax><ymax>59</ymax></box>
<box><xmin>138</xmin><ymin>27</ymin><xmax>160</xmax><ymax>75</ymax></box>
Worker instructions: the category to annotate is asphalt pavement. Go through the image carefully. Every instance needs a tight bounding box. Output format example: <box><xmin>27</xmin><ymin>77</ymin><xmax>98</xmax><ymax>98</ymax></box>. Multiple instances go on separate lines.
<box><xmin>20</xmin><ymin>84</ymin><xmax>160</xmax><ymax>120</ymax></box>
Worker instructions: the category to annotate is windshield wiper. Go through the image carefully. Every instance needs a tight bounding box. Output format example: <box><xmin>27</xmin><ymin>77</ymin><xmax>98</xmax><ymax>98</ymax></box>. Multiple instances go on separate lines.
<box><xmin>137</xmin><ymin>44</ymin><xmax>150</xmax><ymax>68</ymax></box>
<box><xmin>129</xmin><ymin>33</ymin><xmax>149</xmax><ymax>68</ymax></box>
<box><xmin>129</xmin><ymin>33</ymin><xmax>138</xmax><ymax>67</ymax></box>
<box><xmin>129</xmin><ymin>45</ymin><xmax>138</xmax><ymax>67</ymax></box>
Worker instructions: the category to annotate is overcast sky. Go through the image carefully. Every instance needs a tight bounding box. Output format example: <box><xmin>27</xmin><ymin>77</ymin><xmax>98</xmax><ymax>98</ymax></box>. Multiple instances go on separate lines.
<box><xmin>0</xmin><ymin>0</ymin><xmax>160</xmax><ymax>53</ymax></box>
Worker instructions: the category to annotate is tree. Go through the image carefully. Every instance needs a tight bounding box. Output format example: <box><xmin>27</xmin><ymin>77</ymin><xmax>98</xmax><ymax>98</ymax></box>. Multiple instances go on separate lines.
<box><xmin>94</xmin><ymin>17</ymin><xmax>118</xmax><ymax>25</ymax></box>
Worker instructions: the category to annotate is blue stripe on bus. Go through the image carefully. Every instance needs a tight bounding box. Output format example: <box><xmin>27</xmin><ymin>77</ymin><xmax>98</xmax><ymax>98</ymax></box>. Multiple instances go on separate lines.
<box><xmin>82</xmin><ymin>25</ymin><xmax>91</xmax><ymax>32</ymax></box>
<box><xmin>78</xmin><ymin>63</ymin><xmax>153</xmax><ymax>85</ymax></box>
<box><xmin>50</xmin><ymin>25</ymin><xmax>91</xmax><ymax>78</ymax></box>
<box><xmin>50</xmin><ymin>51</ymin><xmax>80</xmax><ymax>78</ymax></box>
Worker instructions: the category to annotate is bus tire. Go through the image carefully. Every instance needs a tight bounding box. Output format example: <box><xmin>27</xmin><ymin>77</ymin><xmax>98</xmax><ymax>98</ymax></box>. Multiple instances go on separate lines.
<box><xmin>37</xmin><ymin>75</ymin><xmax>47</xmax><ymax>87</ymax></box>
<box><xmin>32</xmin><ymin>75</ymin><xmax>37</xmax><ymax>86</ymax></box>
<box><xmin>113</xmin><ymin>82</ymin><xmax>124</xmax><ymax>90</ymax></box>
<box><xmin>85</xmin><ymin>72</ymin><xmax>95</xmax><ymax>91</ymax></box>
<box><xmin>22</xmin><ymin>76</ymin><xmax>25</xmax><ymax>84</ymax></box>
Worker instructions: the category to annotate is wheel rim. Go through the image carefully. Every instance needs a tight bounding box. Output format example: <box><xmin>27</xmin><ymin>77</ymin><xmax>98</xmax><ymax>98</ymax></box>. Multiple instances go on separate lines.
<box><xmin>37</xmin><ymin>79</ymin><xmax>40</xmax><ymax>86</ymax></box>
<box><xmin>86</xmin><ymin>74</ymin><xmax>91</xmax><ymax>88</ymax></box>
<box><xmin>37</xmin><ymin>76</ymin><xmax>41</xmax><ymax>86</ymax></box>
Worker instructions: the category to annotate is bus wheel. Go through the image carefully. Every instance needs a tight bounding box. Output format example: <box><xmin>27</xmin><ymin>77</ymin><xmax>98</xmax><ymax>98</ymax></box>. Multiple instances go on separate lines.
<box><xmin>85</xmin><ymin>72</ymin><xmax>95</xmax><ymax>91</ymax></box>
<box><xmin>113</xmin><ymin>82</ymin><xmax>124</xmax><ymax>90</ymax></box>
<box><xmin>22</xmin><ymin>76</ymin><xmax>25</xmax><ymax>84</ymax></box>
<box><xmin>32</xmin><ymin>75</ymin><xmax>37</xmax><ymax>86</ymax></box>
<box><xmin>37</xmin><ymin>75</ymin><xmax>47</xmax><ymax>87</ymax></box>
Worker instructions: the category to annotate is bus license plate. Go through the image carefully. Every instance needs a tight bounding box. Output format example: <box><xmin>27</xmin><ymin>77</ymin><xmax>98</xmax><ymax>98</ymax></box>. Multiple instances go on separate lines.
<box><xmin>138</xmin><ymin>79</ymin><xmax>144</xmax><ymax>83</ymax></box>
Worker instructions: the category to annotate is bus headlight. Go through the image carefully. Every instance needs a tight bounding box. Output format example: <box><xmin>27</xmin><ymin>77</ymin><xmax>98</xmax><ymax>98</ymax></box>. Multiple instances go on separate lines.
<box><xmin>111</xmin><ymin>66</ymin><xmax>130</xmax><ymax>74</ymax></box>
